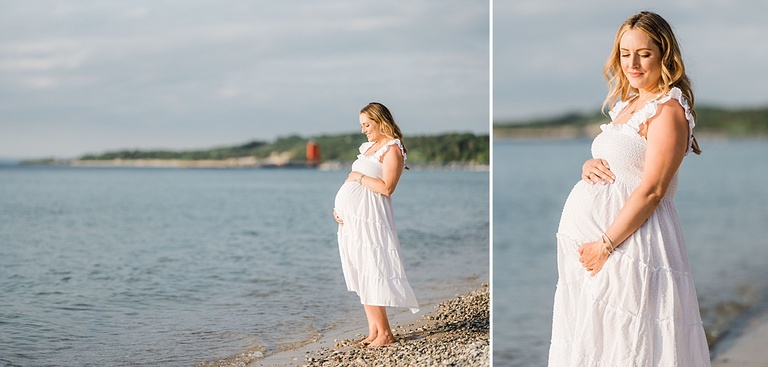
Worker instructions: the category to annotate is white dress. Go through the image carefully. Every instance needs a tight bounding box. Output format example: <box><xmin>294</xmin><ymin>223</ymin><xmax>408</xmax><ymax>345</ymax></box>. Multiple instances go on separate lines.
<box><xmin>334</xmin><ymin>139</ymin><xmax>419</xmax><ymax>313</ymax></box>
<box><xmin>548</xmin><ymin>88</ymin><xmax>710</xmax><ymax>366</ymax></box>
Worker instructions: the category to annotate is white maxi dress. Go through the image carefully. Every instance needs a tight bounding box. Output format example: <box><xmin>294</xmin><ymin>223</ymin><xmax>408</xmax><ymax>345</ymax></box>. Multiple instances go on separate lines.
<box><xmin>334</xmin><ymin>139</ymin><xmax>419</xmax><ymax>313</ymax></box>
<box><xmin>548</xmin><ymin>88</ymin><xmax>710</xmax><ymax>366</ymax></box>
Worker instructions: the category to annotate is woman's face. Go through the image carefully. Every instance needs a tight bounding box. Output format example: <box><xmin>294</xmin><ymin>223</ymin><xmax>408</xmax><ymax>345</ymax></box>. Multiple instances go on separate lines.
<box><xmin>359</xmin><ymin>113</ymin><xmax>383</xmax><ymax>143</ymax></box>
<box><xmin>620</xmin><ymin>29</ymin><xmax>662</xmax><ymax>93</ymax></box>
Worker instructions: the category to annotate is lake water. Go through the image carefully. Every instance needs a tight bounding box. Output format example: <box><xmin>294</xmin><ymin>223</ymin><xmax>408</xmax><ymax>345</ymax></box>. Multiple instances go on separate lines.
<box><xmin>0</xmin><ymin>167</ymin><xmax>489</xmax><ymax>366</ymax></box>
<box><xmin>492</xmin><ymin>138</ymin><xmax>768</xmax><ymax>367</ymax></box>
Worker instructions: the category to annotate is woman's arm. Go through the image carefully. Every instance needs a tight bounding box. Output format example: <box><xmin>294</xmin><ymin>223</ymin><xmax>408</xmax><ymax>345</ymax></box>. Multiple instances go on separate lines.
<box><xmin>579</xmin><ymin>99</ymin><xmax>690</xmax><ymax>275</ymax></box>
<box><xmin>347</xmin><ymin>144</ymin><xmax>404</xmax><ymax>196</ymax></box>
<box><xmin>605</xmin><ymin>100</ymin><xmax>689</xmax><ymax>246</ymax></box>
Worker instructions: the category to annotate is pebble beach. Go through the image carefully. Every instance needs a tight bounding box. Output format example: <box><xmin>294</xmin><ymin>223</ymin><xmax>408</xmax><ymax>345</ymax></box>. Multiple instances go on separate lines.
<box><xmin>199</xmin><ymin>285</ymin><xmax>489</xmax><ymax>367</ymax></box>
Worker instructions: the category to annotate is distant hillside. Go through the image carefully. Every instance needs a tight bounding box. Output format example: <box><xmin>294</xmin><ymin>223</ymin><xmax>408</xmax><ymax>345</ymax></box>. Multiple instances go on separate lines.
<box><xmin>495</xmin><ymin>105</ymin><xmax>768</xmax><ymax>139</ymax></box>
<box><xmin>62</xmin><ymin>132</ymin><xmax>489</xmax><ymax>166</ymax></box>
<box><xmin>695</xmin><ymin>106</ymin><xmax>768</xmax><ymax>135</ymax></box>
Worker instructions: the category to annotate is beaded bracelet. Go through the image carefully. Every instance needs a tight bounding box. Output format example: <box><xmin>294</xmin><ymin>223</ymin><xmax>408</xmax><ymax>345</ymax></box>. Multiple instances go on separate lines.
<box><xmin>601</xmin><ymin>233</ymin><xmax>615</xmax><ymax>255</ymax></box>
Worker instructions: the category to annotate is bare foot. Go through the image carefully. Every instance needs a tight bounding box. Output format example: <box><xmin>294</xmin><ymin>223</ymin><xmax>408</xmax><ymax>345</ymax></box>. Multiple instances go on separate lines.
<box><xmin>362</xmin><ymin>332</ymin><xmax>377</xmax><ymax>344</ymax></box>
<box><xmin>367</xmin><ymin>334</ymin><xmax>395</xmax><ymax>347</ymax></box>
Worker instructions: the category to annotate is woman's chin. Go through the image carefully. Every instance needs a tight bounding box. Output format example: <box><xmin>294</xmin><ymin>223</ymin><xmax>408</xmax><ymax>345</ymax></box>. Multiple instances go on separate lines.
<box><xmin>628</xmin><ymin>80</ymin><xmax>656</xmax><ymax>92</ymax></box>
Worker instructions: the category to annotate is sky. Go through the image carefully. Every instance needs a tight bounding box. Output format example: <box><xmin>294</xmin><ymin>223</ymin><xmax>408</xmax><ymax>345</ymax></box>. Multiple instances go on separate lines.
<box><xmin>495</xmin><ymin>0</ymin><xmax>768</xmax><ymax>122</ymax></box>
<box><xmin>0</xmin><ymin>1</ymin><xmax>489</xmax><ymax>159</ymax></box>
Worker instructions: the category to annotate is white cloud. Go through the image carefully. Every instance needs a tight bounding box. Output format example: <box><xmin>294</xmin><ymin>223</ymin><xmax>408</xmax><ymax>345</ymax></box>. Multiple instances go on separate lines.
<box><xmin>0</xmin><ymin>0</ymin><xmax>489</xmax><ymax>158</ymax></box>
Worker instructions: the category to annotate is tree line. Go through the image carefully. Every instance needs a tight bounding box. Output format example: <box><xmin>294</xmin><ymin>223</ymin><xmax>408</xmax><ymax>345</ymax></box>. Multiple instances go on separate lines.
<box><xmin>494</xmin><ymin>105</ymin><xmax>768</xmax><ymax>137</ymax></box>
<box><xmin>79</xmin><ymin>133</ymin><xmax>490</xmax><ymax>164</ymax></box>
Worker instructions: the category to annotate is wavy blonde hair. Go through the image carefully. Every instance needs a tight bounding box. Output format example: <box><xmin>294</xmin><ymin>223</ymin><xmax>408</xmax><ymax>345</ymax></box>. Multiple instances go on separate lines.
<box><xmin>360</xmin><ymin>102</ymin><xmax>407</xmax><ymax>154</ymax></box>
<box><xmin>603</xmin><ymin>11</ymin><xmax>700</xmax><ymax>154</ymax></box>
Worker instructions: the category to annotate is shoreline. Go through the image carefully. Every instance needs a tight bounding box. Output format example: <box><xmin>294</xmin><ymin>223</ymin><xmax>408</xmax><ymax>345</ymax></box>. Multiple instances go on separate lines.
<box><xmin>711</xmin><ymin>298</ymin><xmax>768</xmax><ymax>366</ymax></box>
<box><xmin>8</xmin><ymin>160</ymin><xmax>489</xmax><ymax>172</ymax></box>
<box><xmin>198</xmin><ymin>285</ymin><xmax>489</xmax><ymax>367</ymax></box>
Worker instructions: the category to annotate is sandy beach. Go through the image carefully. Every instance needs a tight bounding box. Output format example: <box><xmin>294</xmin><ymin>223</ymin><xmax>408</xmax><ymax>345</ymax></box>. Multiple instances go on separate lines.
<box><xmin>711</xmin><ymin>306</ymin><xmax>768</xmax><ymax>367</ymax></box>
<box><xmin>198</xmin><ymin>285</ymin><xmax>489</xmax><ymax>367</ymax></box>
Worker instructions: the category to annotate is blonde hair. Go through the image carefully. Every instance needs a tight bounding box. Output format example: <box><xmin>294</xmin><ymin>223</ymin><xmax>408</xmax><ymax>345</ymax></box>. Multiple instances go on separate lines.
<box><xmin>360</xmin><ymin>102</ymin><xmax>407</xmax><ymax>153</ymax></box>
<box><xmin>603</xmin><ymin>11</ymin><xmax>700</xmax><ymax>154</ymax></box>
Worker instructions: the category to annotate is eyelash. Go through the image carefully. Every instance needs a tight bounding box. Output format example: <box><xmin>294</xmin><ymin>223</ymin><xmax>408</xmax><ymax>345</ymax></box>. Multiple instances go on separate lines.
<box><xmin>621</xmin><ymin>54</ymin><xmax>652</xmax><ymax>58</ymax></box>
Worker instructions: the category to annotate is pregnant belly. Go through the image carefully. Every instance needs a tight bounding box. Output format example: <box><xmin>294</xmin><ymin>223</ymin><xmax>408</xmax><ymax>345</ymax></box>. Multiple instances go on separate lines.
<box><xmin>334</xmin><ymin>182</ymin><xmax>365</xmax><ymax>218</ymax></box>
<box><xmin>557</xmin><ymin>181</ymin><xmax>625</xmax><ymax>241</ymax></box>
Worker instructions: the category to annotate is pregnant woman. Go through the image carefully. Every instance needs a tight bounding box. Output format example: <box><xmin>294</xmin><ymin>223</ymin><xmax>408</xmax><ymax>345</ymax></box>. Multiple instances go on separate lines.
<box><xmin>548</xmin><ymin>12</ymin><xmax>710</xmax><ymax>366</ymax></box>
<box><xmin>333</xmin><ymin>102</ymin><xmax>419</xmax><ymax>347</ymax></box>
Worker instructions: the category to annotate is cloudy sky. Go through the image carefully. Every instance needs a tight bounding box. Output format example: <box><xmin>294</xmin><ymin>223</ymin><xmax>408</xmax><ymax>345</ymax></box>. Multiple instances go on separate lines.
<box><xmin>495</xmin><ymin>0</ymin><xmax>768</xmax><ymax>122</ymax></box>
<box><xmin>0</xmin><ymin>1</ymin><xmax>489</xmax><ymax>159</ymax></box>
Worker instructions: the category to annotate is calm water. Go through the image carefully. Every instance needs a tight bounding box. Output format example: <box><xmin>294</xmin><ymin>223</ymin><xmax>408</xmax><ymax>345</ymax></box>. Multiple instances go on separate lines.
<box><xmin>0</xmin><ymin>167</ymin><xmax>489</xmax><ymax>366</ymax></box>
<box><xmin>493</xmin><ymin>139</ymin><xmax>768</xmax><ymax>367</ymax></box>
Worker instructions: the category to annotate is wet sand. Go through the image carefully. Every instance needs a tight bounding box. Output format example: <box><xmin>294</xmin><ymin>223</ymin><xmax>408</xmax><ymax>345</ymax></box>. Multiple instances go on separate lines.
<box><xmin>711</xmin><ymin>307</ymin><xmax>768</xmax><ymax>367</ymax></box>
<box><xmin>199</xmin><ymin>285</ymin><xmax>489</xmax><ymax>367</ymax></box>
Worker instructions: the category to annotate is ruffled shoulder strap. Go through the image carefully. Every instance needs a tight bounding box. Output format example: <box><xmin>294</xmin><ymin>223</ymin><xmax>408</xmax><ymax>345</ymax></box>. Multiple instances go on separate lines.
<box><xmin>609</xmin><ymin>88</ymin><xmax>695</xmax><ymax>154</ymax></box>
<box><xmin>639</xmin><ymin>87</ymin><xmax>696</xmax><ymax>155</ymax></box>
<box><xmin>608</xmin><ymin>98</ymin><xmax>633</xmax><ymax>122</ymax></box>
<box><xmin>372</xmin><ymin>139</ymin><xmax>407</xmax><ymax>162</ymax></box>
<box><xmin>358</xmin><ymin>141</ymin><xmax>375</xmax><ymax>154</ymax></box>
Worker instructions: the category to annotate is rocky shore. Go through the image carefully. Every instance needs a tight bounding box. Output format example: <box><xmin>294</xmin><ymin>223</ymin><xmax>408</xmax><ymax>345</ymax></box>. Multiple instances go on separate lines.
<box><xmin>301</xmin><ymin>285</ymin><xmax>490</xmax><ymax>367</ymax></box>
<box><xmin>199</xmin><ymin>285</ymin><xmax>489</xmax><ymax>367</ymax></box>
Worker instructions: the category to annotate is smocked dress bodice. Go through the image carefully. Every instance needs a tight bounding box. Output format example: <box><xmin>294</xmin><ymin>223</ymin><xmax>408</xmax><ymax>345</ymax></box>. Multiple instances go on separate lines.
<box><xmin>591</xmin><ymin>87</ymin><xmax>695</xmax><ymax>199</ymax></box>
<box><xmin>349</xmin><ymin>139</ymin><xmax>406</xmax><ymax>179</ymax></box>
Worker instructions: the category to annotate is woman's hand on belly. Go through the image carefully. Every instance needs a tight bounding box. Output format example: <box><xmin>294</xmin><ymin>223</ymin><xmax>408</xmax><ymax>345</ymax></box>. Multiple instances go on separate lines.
<box><xmin>582</xmin><ymin>158</ymin><xmax>615</xmax><ymax>185</ymax></box>
<box><xmin>578</xmin><ymin>240</ymin><xmax>610</xmax><ymax>276</ymax></box>
<box><xmin>345</xmin><ymin>171</ymin><xmax>363</xmax><ymax>183</ymax></box>
<box><xmin>333</xmin><ymin>210</ymin><xmax>344</xmax><ymax>226</ymax></box>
